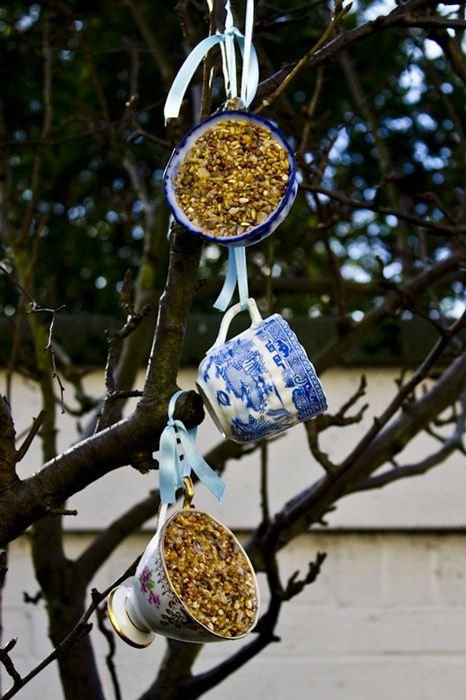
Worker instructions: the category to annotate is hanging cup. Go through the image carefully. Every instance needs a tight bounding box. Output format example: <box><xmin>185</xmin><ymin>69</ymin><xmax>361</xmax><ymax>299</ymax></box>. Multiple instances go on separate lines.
<box><xmin>196</xmin><ymin>298</ymin><xmax>327</xmax><ymax>443</ymax></box>
<box><xmin>107</xmin><ymin>479</ymin><xmax>259</xmax><ymax>648</ymax></box>
<box><xmin>163</xmin><ymin>111</ymin><xmax>298</xmax><ymax>247</ymax></box>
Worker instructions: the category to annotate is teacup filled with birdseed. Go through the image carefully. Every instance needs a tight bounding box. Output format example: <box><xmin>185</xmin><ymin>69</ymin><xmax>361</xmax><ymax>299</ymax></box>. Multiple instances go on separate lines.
<box><xmin>162</xmin><ymin>509</ymin><xmax>259</xmax><ymax>638</ymax></box>
<box><xmin>163</xmin><ymin>111</ymin><xmax>297</xmax><ymax>246</ymax></box>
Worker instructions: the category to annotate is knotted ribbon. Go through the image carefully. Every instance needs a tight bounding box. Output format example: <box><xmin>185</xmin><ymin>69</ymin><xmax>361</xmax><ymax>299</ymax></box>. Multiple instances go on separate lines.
<box><xmin>164</xmin><ymin>0</ymin><xmax>258</xmax><ymax>123</ymax></box>
<box><xmin>158</xmin><ymin>390</ymin><xmax>226</xmax><ymax>505</ymax></box>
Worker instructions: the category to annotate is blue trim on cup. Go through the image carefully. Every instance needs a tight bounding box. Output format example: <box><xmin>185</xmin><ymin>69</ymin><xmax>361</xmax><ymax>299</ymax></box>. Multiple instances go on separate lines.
<box><xmin>163</xmin><ymin>111</ymin><xmax>298</xmax><ymax>248</ymax></box>
<box><xmin>196</xmin><ymin>312</ymin><xmax>327</xmax><ymax>443</ymax></box>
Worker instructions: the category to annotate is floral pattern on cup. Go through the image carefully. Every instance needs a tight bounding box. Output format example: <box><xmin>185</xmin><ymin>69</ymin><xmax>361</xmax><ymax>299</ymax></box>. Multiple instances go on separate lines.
<box><xmin>139</xmin><ymin>566</ymin><xmax>161</xmax><ymax>608</ymax></box>
<box><xmin>110</xmin><ymin>508</ymin><xmax>261</xmax><ymax>644</ymax></box>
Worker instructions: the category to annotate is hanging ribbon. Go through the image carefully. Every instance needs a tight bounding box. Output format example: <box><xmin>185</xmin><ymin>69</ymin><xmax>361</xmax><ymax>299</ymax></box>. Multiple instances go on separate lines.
<box><xmin>164</xmin><ymin>0</ymin><xmax>259</xmax><ymax>123</ymax></box>
<box><xmin>158</xmin><ymin>390</ymin><xmax>226</xmax><ymax>505</ymax></box>
<box><xmin>213</xmin><ymin>245</ymin><xmax>249</xmax><ymax>311</ymax></box>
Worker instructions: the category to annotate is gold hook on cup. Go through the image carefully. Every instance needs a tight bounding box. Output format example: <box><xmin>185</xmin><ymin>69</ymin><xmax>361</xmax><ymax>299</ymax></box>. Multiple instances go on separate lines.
<box><xmin>182</xmin><ymin>476</ymin><xmax>195</xmax><ymax>509</ymax></box>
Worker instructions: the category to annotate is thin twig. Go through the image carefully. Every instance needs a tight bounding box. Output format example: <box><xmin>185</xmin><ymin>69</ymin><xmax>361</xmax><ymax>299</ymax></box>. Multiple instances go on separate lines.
<box><xmin>340</xmin><ymin>312</ymin><xmax>466</xmax><ymax>471</ymax></box>
<box><xmin>298</xmin><ymin>66</ymin><xmax>325</xmax><ymax>155</ymax></box>
<box><xmin>254</xmin><ymin>1</ymin><xmax>352</xmax><ymax>113</ymax></box>
<box><xmin>0</xmin><ymin>640</ymin><xmax>21</xmax><ymax>689</ymax></box>
<box><xmin>355</xmin><ymin>394</ymin><xmax>466</xmax><ymax>491</ymax></box>
<box><xmin>260</xmin><ymin>443</ymin><xmax>270</xmax><ymax>524</ymax></box>
<box><xmin>15</xmin><ymin>411</ymin><xmax>46</xmax><ymax>463</ymax></box>
<box><xmin>0</xmin><ymin>558</ymin><xmax>140</xmax><ymax>700</ymax></box>
<box><xmin>305</xmin><ymin>420</ymin><xmax>338</xmax><ymax>473</ymax></box>
<box><xmin>300</xmin><ymin>184</ymin><xmax>466</xmax><ymax>236</ymax></box>
<box><xmin>0</xmin><ymin>264</ymin><xmax>67</xmax><ymax>411</ymax></box>
<box><xmin>95</xmin><ymin>603</ymin><xmax>122</xmax><ymax>700</ymax></box>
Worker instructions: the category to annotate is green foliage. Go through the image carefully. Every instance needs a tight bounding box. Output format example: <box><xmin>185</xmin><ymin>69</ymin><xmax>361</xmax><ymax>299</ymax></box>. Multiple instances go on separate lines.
<box><xmin>0</xmin><ymin>0</ymin><xmax>464</xmax><ymax>322</ymax></box>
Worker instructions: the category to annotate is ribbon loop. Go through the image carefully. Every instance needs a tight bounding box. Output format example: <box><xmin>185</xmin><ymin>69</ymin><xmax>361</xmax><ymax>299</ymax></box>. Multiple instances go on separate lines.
<box><xmin>213</xmin><ymin>245</ymin><xmax>249</xmax><ymax>312</ymax></box>
<box><xmin>158</xmin><ymin>391</ymin><xmax>226</xmax><ymax>505</ymax></box>
<box><xmin>164</xmin><ymin>0</ymin><xmax>258</xmax><ymax>123</ymax></box>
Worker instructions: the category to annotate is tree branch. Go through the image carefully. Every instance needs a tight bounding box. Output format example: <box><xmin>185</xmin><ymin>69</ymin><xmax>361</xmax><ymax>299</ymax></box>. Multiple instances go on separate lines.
<box><xmin>180</xmin><ymin>551</ymin><xmax>327</xmax><ymax>699</ymax></box>
<box><xmin>314</xmin><ymin>246</ymin><xmax>466</xmax><ymax>373</ymax></box>
<box><xmin>300</xmin><ymin>184</ymin><xmax>466</xmax><ymax>237</ymax></box>
<box><xmin>0</xmin><ymin>560</ymin><xmax>140</xmax><ymax>700</ymax></box>
<box><xmin>77</xmin><ymin>491</ymin><xmax>159</xmax><ymax>584</ymax></box>
<box><xmin>254</xmin><ymin>0</ymin><xmax>353</xmax><ymax>113</ymax></box>
<box><xmin>355</xmin><ymin>392</ymin><xmax>466</xmax><ymax>492</ymax></box>
<box><xmin>0</xmin><ymin>397</ymin><xmax>18</xmax><ymax>491</ymax></box>
<box><xmin>250</xmin><ymin>347</ymin><xmax>466</xmax><ymax>559</ymax></box>
<box><xmin>254</xmin><ymin>0</ymin><xmax>453</xmax><ymax>104</ymax></box>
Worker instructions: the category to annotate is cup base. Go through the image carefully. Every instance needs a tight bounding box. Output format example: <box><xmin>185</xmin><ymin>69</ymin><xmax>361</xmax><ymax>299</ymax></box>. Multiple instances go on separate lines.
<box><xmin>107</xmin><ymin>586</ymin><xmax>155</xmax><ymax>649</ymax></box>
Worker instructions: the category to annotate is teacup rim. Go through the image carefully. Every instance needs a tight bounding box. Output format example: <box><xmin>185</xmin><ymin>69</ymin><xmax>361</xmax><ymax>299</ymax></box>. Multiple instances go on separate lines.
<box><xmin>203</xmin><ymin>311</ymin><xmax>284</xmax><ymax>357</ymax></box>
<box><xmin>160</xmin><ymin>507</ymin><xmax>260</xmax><ymax>640</ymax></box>
<box><xmin>163</xmin><ymin>110</ymin><xmax>297</xmax><ymax>246</ymax></box>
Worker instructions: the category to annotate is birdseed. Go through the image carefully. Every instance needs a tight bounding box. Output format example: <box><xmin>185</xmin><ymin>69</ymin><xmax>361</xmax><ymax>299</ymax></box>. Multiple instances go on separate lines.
<box><xmin>163</xmin><ymin>510</ymin><xmax>258</xmax><ymax>637</ymax></box>
<box><xmin>173</xmin><ymin>119</ymin><xmax>291</xmax><ymax>238</ymax></box>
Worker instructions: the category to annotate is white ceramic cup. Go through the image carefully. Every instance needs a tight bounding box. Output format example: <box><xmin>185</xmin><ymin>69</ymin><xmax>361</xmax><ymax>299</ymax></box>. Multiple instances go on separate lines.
<box><xmin>107</xmin><ymin>497</ymin><xmax>259</xmax><ymax>648</ymax></box>
<box><xmin>196</xmin><ymin>298</ymin><xmax>327</xmax><ymax>443</ymax></box>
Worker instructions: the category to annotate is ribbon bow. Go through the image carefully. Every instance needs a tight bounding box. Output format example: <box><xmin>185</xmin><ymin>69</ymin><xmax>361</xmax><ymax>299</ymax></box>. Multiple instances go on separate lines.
<box><xmin>164</xmin><ymin>0</ymin><xmax>258</xmax><ymax>123</ymax></box>
<box><xmin>158</xmin><ymin>390</ymin><xmax>226</xmax><ymax>505</ymax></box>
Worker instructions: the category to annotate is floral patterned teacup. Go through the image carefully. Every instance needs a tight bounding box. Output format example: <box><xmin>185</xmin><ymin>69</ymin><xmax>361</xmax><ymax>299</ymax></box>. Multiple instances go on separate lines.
<box><xmin>107</xmin><ymin>505</ymin><xmax>259</xmax><ymax>648</ymax></box>
<box><xmin>196</xmin><ymin>298</ymin><xmax>327</xmax><ymax>443</ymax></box>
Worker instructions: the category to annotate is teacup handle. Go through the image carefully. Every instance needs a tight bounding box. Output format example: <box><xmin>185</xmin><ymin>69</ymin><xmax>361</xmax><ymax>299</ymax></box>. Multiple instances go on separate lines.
<box><xmin>210</xmin><ymin>297</ymin><xmax>263</xmax><ymax>351</ymax></box>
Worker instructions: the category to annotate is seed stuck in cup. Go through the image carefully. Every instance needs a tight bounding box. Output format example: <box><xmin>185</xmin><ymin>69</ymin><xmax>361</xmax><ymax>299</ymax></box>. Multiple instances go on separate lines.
<box><xmin>163</xmin><ymin>510</ymin><xmax>258</xmax><ymax>638</ymax></box>
<box><xmin>172</xmin><ymin>119</ymin><xmax>291</xmax><ymax>239</ymax></box>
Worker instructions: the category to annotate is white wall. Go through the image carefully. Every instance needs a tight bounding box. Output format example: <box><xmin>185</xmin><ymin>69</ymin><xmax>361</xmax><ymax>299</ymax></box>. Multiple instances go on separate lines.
<box><xmin>4</xmin><ymin>532</ymin><xmax>466</xmax><ymax>699</ymax></box>
<box><xmin>2</xmin><ymin>368</ymin><xmax>466</xmax><ymax>699</ymax></box>
<box><xmin>5</xmin><ymin>367</ymin><xmax>466</xmax><ymax>530</ymax></box>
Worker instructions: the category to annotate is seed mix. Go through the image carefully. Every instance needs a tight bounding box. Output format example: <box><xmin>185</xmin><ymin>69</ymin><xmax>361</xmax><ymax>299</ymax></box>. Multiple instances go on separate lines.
<box><xmin>163</xmin><ymin>510</ymin><xmax>258</xmax><ymax>637</ymax></box>
<box><xmin>173</xmin><ymin>119</ymin><xmax>290</xmax><ymax>238</ymax></box>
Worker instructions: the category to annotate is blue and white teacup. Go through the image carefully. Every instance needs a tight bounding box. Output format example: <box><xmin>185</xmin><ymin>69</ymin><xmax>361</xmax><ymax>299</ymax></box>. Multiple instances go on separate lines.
<box><xmin>163</xmin><ymin>111</ymin><xmax>298</xmax><ymax>247</ymax></box>
<box><xmin>196</xmin><ymin>298</ymin><xmax>327</xmax><ymax>443</ymax></box>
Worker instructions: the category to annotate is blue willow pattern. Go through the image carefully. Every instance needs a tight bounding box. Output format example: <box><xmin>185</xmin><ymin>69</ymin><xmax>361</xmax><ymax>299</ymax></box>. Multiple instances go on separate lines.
<box><xmin>201</xmin><ymin>315</ymin><xmax>327</xmax><ymax>441</ymax></box>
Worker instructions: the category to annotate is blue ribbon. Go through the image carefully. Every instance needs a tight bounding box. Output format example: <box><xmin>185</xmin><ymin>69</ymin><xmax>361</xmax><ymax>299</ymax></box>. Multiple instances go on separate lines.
<box><xmin>158</xmin><ymin>390</ymin><xmax>226</xmax><ymax>505</ymax></box>
<box><xmin>213</xmin><ymin>245</ymin><xmax>249</xmax><ymax>312</ymax></box>
<box><xmin>164</xmin><ymin>0</ymin><xmax>259</xmax><ymax>122</ymax></box>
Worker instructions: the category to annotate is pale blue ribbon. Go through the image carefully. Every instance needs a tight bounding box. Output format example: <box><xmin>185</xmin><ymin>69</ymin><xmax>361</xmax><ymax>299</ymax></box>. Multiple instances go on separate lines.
<box><xmin>213</xmin><ymin>245</ymin><xmax>249</xmax><ymax>311</ymax></box>
<box><xmin>158</xmin><ymin>390</ymin><xmax>226</xmax><ymax>505</ymax></box>
<box><xmin>164</xmin><ymin>0</ymin><xmax>259</xmax><ymax>122</ymax></box>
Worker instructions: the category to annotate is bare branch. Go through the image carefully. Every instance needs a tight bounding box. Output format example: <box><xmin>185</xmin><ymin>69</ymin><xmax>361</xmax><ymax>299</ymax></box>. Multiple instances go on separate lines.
<box><xmin>0</xmin><ymin>560</ymin><xmax>139</xmax><ymax>700</ymax></box>
<box><xmin>0</xmin><ymin>396</ymin><xmax>18</xmax><ymax>490</ymax></box>
<box><xmin>305</xmin><ymin>420</ymin><xmax>338</xmax><ymax>474</ymax></box>
<box><xmin>0</xmin><ymin>549</ymin><xmax>7</xmax><ymax>589</ymax></box>
<box><xmin>283</xmin><ymin>552</ymin><xmax>327</xmax><ymax>600</ymax></box>
<box><xmin>95</xmin><ymin>605</ymin><xmax>122</xmax><ymax>700</ymax></box>
<box><xmin>249</xmin><ymin>348</ymin><xmax>466</xmax><ymax>559</ymax></box>
<box><xmin>355</xmin><ymin>394</ymin><xmax>466</xmax><ymax>491</ymax></box>
<box><xmin>260</xmin><ymin>442</ymin><xmax>271</xmax><ymax>524</ymax></box>
<box><xmin>0</xmin><ymin>639</ymin><xmax>21</xmax><ymax>690</ymax></box>
<box><xmin>254</xmin><ymin>0</ymin><xmax>353</xmax><ymax>113</ymax></box>
<box><xmin>307</xmin><ymin>375</ymin><xmax>368</xmax><ymax>445</ymax></box>
<box><xmin>77</xmin><ymin>492</ymin><xmax>158</xmax><ymax>583</ymax></box>
<box><xmin>402</xmin><ymin>17</ymin><xmax>466</xmax><ymax>30</ymax></box>
<box><xmin>342</xmin><ymin>313</ymin><xmax>466</xmax><ymax>470</ymax></box>
<box><xmin>181</xmin><ymin>552</ymin><xmax>326</xmax><ymax>697</ymax></box>
<box><xmin>300</xmin><ymin>184</ymin><xmax>466</xmax><ymax>237</ymax></box>
<box><xmin>255</xmin><ymin>0</ymin><xmax>440</xmax><ymax>103</ymax></box>
<box><xmin>314</xmin><ymin>246</ymin><xmax>466</xmax><ymax>374</ymax></box>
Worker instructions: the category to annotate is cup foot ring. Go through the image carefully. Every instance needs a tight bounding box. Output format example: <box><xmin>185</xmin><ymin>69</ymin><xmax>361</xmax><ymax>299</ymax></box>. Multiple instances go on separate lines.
<box><xmin>107</xmin><ymin>587</ymin><xmax>155</xmax><ymax>649</ymax></box>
